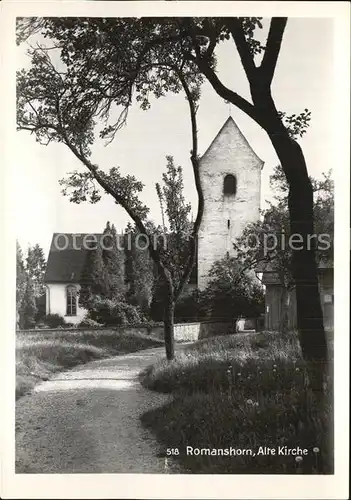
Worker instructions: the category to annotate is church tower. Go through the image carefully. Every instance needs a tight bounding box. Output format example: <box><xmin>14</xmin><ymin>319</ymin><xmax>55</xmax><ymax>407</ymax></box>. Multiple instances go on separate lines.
<box><xmin>197</xmin><ymin>116</ymin><xmax>264</xmax><ymax>290</ymax></box>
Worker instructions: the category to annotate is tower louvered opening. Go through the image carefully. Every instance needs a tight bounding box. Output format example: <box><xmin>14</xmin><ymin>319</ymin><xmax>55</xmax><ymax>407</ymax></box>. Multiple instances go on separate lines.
<box><xmin>223</xmin><ymin>174</ymin><xmax>237</xmax><ymax>196</ymax></box>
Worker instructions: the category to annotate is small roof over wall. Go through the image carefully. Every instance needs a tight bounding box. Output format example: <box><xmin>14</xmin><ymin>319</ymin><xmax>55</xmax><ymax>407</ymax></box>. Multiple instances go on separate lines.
<box><xmin>256</xmin><ymin>259</ymin><xmax>333</xmax><ymax>274</ymax></box>
<box><xmin>256</xmin><ymin>258</ymin><xmax>333</xmax><ymax>286</ymax></box>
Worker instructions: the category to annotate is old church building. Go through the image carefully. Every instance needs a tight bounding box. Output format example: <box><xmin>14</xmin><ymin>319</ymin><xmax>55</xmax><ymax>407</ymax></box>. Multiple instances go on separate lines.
<box><xmin>44</xmin><ymin>116</ymin><xmax>264</xmax><ymax>323</ymax></box>
<box><xmin>43</xmin><ymin>116</ymin><xmax>333</xmax><ymax>331</ymax></box>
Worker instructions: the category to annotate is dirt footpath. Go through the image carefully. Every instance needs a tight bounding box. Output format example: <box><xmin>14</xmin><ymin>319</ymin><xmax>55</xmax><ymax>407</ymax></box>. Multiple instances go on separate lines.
<box><xmin>15</xmin><ymin>347</ymin><xmax>177</xmax><ymax>473</ymax></box>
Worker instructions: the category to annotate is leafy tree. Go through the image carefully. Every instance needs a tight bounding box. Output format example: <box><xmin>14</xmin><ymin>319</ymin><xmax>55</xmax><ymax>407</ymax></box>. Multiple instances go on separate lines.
<box><xmin>151</xmin><ymin>156</ymin><xmax>195</xmax><ymax>322</ymax></box>
<box><xmin>22</xmin><ymin>277</ymin><xmax>37</xmax><ymax>329</ymax></box>
<box><xmin>102</xmin><ymin>221</ymin><xmax>126</xmax><ymax>299</ymax></box>
<box><xmin>16</xmin><ymin>241</ymin><xmax>27</xmax><ymax>326</ymax></box>
<box><xmin>26</xmin><ymin>244</ymin><xmax>46</xmax><ymax>298</ymax></box>
<box><xmin>17</xmin><ymin>19</ymin><xmax>205</xmax><ymax>360</ymax></box>
<box><xmin>17</xmin><ymin>242</ymin><xmax>48</xmax><ymax>327</ymax></box>
<box><xmin>234</xmin><ymin>166</ymin><xmax>334</xmax><ymax>332</ymax></box>
<box><xmin>156</xmin><ymin>156</ymin><xmax>193</xmax><ymax>287</ymax></box>
<box><xmin>174</xmin><ymin>289</ymin><xmax>206</xmax><ymax>323</ymax></box>
<box><xmin>201</xmin><ymin>256</ymin><xmax>265</xmax><ymax>323</ymax></box>
<box><xmin>124</xmin><ymin>222</ymin><xmax>155</xmax><ymax>314</ymax></box>
<box><xmin>79</xmin><ymin>243</ymin><xmax>110</xmax><ymax>308</ymax></box>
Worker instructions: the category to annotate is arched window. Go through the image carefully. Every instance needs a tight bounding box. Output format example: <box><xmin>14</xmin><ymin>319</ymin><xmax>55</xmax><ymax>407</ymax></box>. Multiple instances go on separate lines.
<box><xmin>223</xmin><ymin>174</ymin><xmax>237</xmax><ymax>196</ymax></box>
<box><xmin>66</xmin><ymin>286</ymin><xmax>77</xmax><ymax>316</ymax></box>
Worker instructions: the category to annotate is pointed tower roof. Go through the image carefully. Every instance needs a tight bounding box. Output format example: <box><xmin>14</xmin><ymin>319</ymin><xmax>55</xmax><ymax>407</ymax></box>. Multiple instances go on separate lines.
<box><xmin>200</xmin><ymin>116</ymin><xmax>264</xmax><ymax>168</ymax></box>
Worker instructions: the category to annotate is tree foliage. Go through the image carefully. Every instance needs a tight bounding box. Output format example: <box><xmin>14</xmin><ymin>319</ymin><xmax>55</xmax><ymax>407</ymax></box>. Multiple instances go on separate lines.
<box><xmin>16</xmin><ymin>241</ymin><xmax>27</xmax><ymax>322</ymax></box>
<box><xmin>234</xmin><ymin>166</ymin><xmax>334</xmax><ymax>287</ymax></box>
<box><xmin>156</xmin><ymin>155</ymin><xmax>193</xmax><ymax>287</ymax></box>
<box><xmin>21</xmin><ymin>277</ymin><xmax>37</xmax><ymax>329</ymax></box>
<box><xmin>124</xmin><ymin>222</ymin><xmax>155</xmax><ymax>313</ymax></box>
<box><xmin>79</xmin><ymin>242</ymin><xmax>110</xmax><ymax>308</ymax></box>
<box><xmin>26</xmin><ymin>243</ymin><xmax>47</xmax><ymax>297</ymax></box>
<box><xmin>87</xmin><ymin>295</ymin><xmax>144</xmax><ymax>327</ymax></box>
<box><xmin>17</xmin><ymin>241</ymin><xmax>47</xmax><ymax>327</ymax></box>
<box><xmin>201</xmin><ymin>256</ymin><xmax>265</xmax><ymax>322</ymax></box>
<box><xmin>102</xmin><ymin>221</ymin><xmax>126</xmax><ymax>298</ymax></box>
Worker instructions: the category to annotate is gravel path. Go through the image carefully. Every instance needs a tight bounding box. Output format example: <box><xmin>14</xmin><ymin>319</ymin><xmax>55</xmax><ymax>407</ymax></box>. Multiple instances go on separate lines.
<box><xmin>15</xmin><ymin>346</ymin><xmax>178</xmax><ymax>474</ymax></box>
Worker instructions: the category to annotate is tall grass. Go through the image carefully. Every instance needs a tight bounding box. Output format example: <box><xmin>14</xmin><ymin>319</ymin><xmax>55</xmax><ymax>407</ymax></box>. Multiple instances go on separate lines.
<box><xmin>16</xmin><ymin>329</ymin><xmax>163</xmax><ymax>399</ymax></box>
<box><xmin>140</xmin><ymin>332</ymin><xmax>333</xmax><ymax>474</ymax></box>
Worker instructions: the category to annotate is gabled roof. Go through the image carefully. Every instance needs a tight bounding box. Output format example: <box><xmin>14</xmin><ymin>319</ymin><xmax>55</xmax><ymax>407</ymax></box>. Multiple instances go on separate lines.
<box><xmin>200</xmin><ymin>116</ymin><xmax>264</xmax><ymax>167</ymax></box>
<box><xmin>44</xmin><ymin>233</ymin><xmax>102</xmax><ymax>283</ymax></box>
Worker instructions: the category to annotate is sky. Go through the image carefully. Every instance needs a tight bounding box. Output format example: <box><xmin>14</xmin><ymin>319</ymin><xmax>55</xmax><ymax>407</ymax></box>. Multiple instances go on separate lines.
<box><xmin>15</xmin><ymin>17</ymin><xmax>334</xmax><ymax>256</ymax></box>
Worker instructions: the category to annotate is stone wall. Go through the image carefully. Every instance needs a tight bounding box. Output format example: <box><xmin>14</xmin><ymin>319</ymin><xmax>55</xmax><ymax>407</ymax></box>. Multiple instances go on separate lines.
<box><xmin>173</xmin><ymin>321</ymin><xmax>234</xmax><ymax>342</ymax></box>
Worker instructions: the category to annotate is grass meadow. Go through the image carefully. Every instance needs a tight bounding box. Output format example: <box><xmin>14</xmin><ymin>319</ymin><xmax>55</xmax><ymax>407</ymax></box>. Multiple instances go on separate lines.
<box><xmin>140</xmin><ymin>331</ymin><xmax>333</xmax><ymax>474</ymax></box>
<box><xmin>16</xmin><ymin>328</ymin><xmax>163</xmax><ymax>399</ymax></box>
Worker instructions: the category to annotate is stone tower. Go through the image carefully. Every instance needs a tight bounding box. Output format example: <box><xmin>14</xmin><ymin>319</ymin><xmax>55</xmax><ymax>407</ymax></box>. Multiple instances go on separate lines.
<box><xmin>197</xmin><ymin>116</ymin><xmax>263</xmax><ymax>290</ymax></box>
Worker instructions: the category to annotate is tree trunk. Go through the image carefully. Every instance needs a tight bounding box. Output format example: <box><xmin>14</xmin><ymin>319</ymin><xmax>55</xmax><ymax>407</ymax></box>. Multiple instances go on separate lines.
<box><xmin>268</xmin><ymin>132</ymin><xmax>328</xmax><ymax>393</ymax></box>
<box><xmin>164</xmin><ymin>292</ymin><xmax>175</xmax><ymax>361</ymax></box>
<box><xmin>289</xmin><ymin>179</ymin><xmax>327</xmax><ymax>394</ymax></box>
<box><xmin>202</xmin><ymin>46</ymin><xmax>329</xmax><ymax>392</ymax></box>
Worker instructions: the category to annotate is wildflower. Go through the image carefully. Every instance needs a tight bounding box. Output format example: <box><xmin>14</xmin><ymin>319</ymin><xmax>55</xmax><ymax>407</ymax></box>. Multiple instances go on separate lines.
<box><xmin>237</xmin><ymin>373</ymin><xmax>241</xmax><ymax>377</ymax></box>
<box><xmin>246</xmin><ymin>399</ymin><xmax>253</xmax><ymax>405</ymax></box>
<box><xmin>273</xmin><ymin>369</ymin><xmax>276</xmax><ymax>373</ymax></box>
<box><xmin>295</xmin><ymin>367</ymin><xmax>300</xmax><ymax>372</ymax></box>
<box><xmin>313</xmin><ymin>447</ymin><xmax>320</xmax><ymax>453</ymax></box>
<box><xmin>295</xmin><ymin>456</ymin><xmax>303</xmax><ymax>463</ymax></box>
<box><xmin>273</xmin><ymin>364</ymin><xmax>277</xmax><ymax>368</ymax></box>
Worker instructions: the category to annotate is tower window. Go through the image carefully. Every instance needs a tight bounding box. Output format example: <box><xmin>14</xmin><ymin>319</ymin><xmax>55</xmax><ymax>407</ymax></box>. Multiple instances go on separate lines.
<box><xmin>227</xmin><ymin>219</ymin><xmax>230</xmax><ymax>229</ymax></box>
<box><xmin>223</xmin><ymin>174</ymin><xmax>237</xmax><ymax>196</ymax></box>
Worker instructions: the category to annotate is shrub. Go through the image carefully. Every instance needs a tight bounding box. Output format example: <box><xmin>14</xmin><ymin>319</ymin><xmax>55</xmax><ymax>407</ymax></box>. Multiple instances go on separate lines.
<box><xmin>78</xmin><ymin>318</ymin><xmax>103</xmax><ymax>328</ymax></box>
<box><xmin>87</xmin><ymin>295</ymin><xmax>145</xmax><ymax>326</ymax></box>
<box><xmin>174</xmin><ymin>290</ymin><xmax>204</xmax><ymax>323</ymax></box>
<box><xmin>21</xmin><ymin>278</ymin><xmax>37</xmax><ymax>329</ymax></box>
<box><xmin>35</xmin><ymin>293</ymin><xmax>47</xmax><ymax>323</ymax></box>
<box><xmin>200</xmin><ymin>256</ymin><xmax>265</xmax><ymax>321</ymax></box>
<box><xmin>42</xmin><ymin>313</ymin><xmax>66</xmax><ymax>328</ymax></box>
